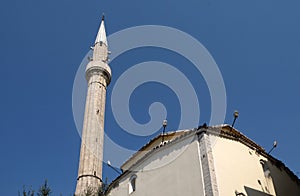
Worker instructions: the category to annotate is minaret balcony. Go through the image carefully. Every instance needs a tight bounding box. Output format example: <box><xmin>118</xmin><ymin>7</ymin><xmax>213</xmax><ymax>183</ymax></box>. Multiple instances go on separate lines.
<box><xmin>85</xmin><ymin>60</ymin><xmax>111</xmax><ymax>85</ymax></box>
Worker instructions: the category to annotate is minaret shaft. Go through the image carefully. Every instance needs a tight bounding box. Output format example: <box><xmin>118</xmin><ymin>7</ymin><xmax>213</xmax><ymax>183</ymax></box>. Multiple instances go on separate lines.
<box><xmin>76</xmin><ymin>75</ymin><xmax>107</xmax><ymax>195</ymax></box>
<box><xmin>93</xmin><ymin>42</ymin><xmax>108</xmax><ymax>62</ymax></box>
<box><xmin>75</xmin><ymin>18</ymin><xmax>111</xmax><ymax>196</ymax></box>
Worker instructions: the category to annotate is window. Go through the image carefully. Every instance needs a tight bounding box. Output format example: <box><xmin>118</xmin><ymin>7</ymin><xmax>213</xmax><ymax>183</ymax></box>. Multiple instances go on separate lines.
<box><xmin>129</xmin><ymin>175</ymin><xmax>137</xmax><ymax>194</ymax></box>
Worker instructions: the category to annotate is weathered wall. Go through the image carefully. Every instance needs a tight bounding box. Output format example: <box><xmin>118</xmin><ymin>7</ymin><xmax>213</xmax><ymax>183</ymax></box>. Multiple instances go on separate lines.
<box><xmin>210</xmin><ymin>134</ymin><xmax>300</xmax><ymax>196</ymax></box>
<box><xmin>211</xmin><ymin>134</ymin><xmax>274</xmax><ymax>195</ymax></box>
<box><xmin>108</xmin><ymin>135</ymin><xmax>205</xmax><ymax>196</ymax></box>
<box><xmin>107</xmin><ymin>132</ymin><xmax>300</xmax><ymax>196</ymax></box>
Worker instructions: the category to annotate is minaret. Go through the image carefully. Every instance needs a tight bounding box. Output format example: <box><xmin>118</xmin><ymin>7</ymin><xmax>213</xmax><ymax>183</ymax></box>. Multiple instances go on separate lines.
<box><xmin>75</xmin><ymin>16</ymin><xmax>111</xmax><ymax>196</ymax></box>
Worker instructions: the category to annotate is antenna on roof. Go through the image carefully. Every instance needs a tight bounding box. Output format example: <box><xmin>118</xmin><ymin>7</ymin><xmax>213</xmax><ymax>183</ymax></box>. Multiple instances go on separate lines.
<box><xmin>162</xmin><ymin>119</ymin><xmax>168</xmax><ymax>143</ymax></box>
<box><xmin>230</xmin><ymin>110</ymin><xmax>239</xmax><ymax>131</ymax></box>
<box><xmin>106</xmin><ymin>160</ymin><xmax>122</xmax><ymax>175</ymax></box>
<box><xmin>268</xmin><ymin>140</ymin><xmax>277</xmax><ymax>154</ymax></box>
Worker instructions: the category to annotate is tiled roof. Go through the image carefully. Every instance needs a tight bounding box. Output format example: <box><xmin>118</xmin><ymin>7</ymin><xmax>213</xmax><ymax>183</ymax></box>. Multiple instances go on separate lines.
<box><xmin>121</xmin><ymin>129</ymin><xmax>192</xmax><ymax>171</ymax></box>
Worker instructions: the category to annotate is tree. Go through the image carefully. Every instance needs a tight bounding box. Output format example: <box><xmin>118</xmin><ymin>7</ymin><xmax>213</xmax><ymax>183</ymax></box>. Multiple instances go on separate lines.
<box><xmin>18</xmin><ymin>185</ymin><xmax>35</xmax><ymax>196</ymax></box>
<box><xmin>83</xmin><ymin>186</ymin><xmax>96</xmax><ymax>196</ymax></box>
<box><xmin>37</xmin><ymin>180</ymin><xmax>52</xmax><ymax>196</ymax></box>
<box><xmin>81</xmin><ymin>179</ymin><xmax>108</xmax><ymax>196</ymax></box>
<box><xmin>97</xmin><ymin>178</ymin><xmax>108</xmax><ymax>196</ymax></box>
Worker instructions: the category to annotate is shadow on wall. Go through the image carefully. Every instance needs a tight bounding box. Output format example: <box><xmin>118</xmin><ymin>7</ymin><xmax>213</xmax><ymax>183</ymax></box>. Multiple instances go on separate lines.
<box><xmin>244</xmin><ymin>186</ymin><xmax>272</xmax><ymax>196</ymax></box>
<box><xmin>260</xmin><ymin>159</ymin><xmax>300</xmax><ymax>196</ymax></box>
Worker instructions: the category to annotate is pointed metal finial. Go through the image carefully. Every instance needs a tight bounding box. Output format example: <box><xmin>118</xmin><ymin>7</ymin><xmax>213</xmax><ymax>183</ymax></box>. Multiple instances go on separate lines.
<box><xmin>94</xmin><ymin>15</ymin><xmax>108</xmax><ymax>46</ymax></box>
<box><xmin>102</xmin><ymin>14</ymin><xmax>105</xmax><ymax>21</ymax></box>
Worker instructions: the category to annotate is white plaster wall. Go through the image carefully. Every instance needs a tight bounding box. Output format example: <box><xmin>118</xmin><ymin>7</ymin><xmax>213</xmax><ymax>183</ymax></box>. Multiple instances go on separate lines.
<box><xmin>108</xmin><ymin>135</ymin><xmax>205</xmax><ymax>196</ymax></box>
<box><xmin>108</xmin><ymin>132</ymin><xmax>300</xmax><ymax>196</ymax></box>
<box><xmin>211</xmin><ymin>135</ymin><xmax>276</xmax><ymax>195</ymax></box>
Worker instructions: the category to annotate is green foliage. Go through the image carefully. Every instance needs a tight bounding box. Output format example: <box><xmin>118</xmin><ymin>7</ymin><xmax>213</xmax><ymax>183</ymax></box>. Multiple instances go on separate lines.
<box><xmin>37</xmin><ymin>180</ymin><xmax>52</xmax><ymax>196</ymax></box>
<box><xmin>19</xmin><ymin>180</ymin><xmax>52</xmax><ymax>196</ymax></box>
<box><xmin>19</xmin><ymin>179</ymin><xmax>109</xmax><ymax>196</ymax></box>
<box><xmin>84</xmin><ymin>186</ymin><xmax>95</xmax><ymax>196</ymax></box>
<box><xmin>81</xmin><ymin>179</ymin><xmax>108</xmax><ymax>196</ymax></box>
<box><xmin>18</xmin><ymin>185</ymin><xmax>35</xmax><ymax>196</ymax></box>
<box><xmin>97</xmin><ymin>178</ymin><xmax>108</xmax><ymax>196</ymax></box>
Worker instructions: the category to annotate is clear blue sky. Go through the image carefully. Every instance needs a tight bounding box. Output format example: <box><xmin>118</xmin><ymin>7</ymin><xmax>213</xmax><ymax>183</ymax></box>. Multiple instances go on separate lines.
<box><xmin>1</xmin><ymin>0</ymin><xmax>300</xmax><ymax>195</ymax></box>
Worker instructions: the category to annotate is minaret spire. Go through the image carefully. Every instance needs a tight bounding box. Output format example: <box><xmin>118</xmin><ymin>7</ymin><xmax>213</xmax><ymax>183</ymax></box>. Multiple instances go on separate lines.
<box><xmin>94</xmin><ymin>15</ymin><xmax>107</xmax><ymax>47</ymax></box>
<box><xmin>75</xmin><ymin>16</ymin><xmax>111</xmax><ymax>196</ymax></box>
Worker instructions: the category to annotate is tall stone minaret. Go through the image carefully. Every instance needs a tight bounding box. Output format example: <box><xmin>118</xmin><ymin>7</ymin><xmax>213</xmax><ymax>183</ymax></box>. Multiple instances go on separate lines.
<box><xmin>75</xmin><ymin>16</ymin><xmax>111</xmax><ymax>196</ymax></box>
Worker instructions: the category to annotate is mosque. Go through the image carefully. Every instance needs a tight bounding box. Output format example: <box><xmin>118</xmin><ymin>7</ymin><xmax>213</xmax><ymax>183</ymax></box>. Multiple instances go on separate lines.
<box><xmin>74</xmin><ymin>17</ymin><xmax>300</xmax><ymax>196</ymax></box>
